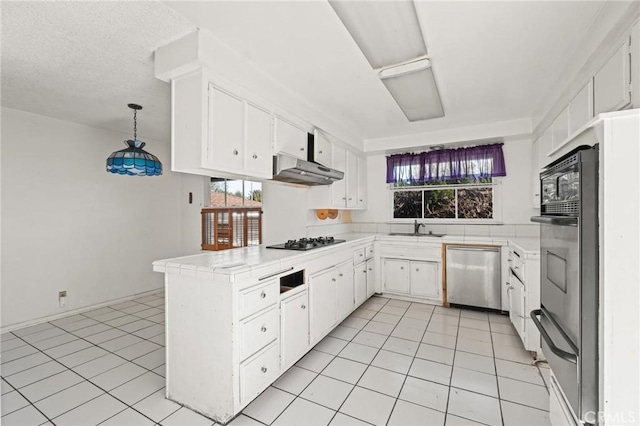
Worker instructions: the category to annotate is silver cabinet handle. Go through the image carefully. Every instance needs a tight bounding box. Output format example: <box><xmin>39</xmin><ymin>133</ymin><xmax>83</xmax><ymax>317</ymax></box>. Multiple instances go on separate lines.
<box><xmin>339</xmin><ymin>273</ymin><xmax>343</xmax><ymax>277</ymax></box>
<box><xmin>300</xmin><ymin>147</ymin><xmax>305</xmax><ymax>151</ymax></box>
<box><xmin>301</xmin><ymin>304</ymin><xmax>306</xmax><ymax>310</ymax></box>
<box><xmin>359</xmin><ymin>253</ymin><xmax>364</xmax><ymax>257</ymax></box>
<box><xmin>332</xmin><ymin>278</ymin><xmax>336</xmax><ymax>282</ymax></box>
<box><xmin>416</xmin><ymin>268</ymin><xmax>419</xmax><ymax>272</ymax></box>
<box><xmin>342</xmin><ymin>197</ymin><xmax>346</xmax><ymax>200</ymax></box>
<box><xmin>368</xmin><ymin>268</ymin><xmax>372</xmax><ymax>272</ymax></box>
<box><xmin>252</xmin><ymin>154</ymin><xmax>258</xmax><ymax>159</ymax></box>
<box><xmin>319</xmin><ymin>150</ymin><xmax>323</xmax><ymax>154</ymax></box>
<box><xmin>261</xmin><ymin>366</ymin><xmax>267</xmax><ymax>373</ymax></box>
<box><xmin>260</xmin><ymin>326</ymin><xmax>267</xmax><ymax>332</ymax></box>
<box><xmin>362</xmin><ymin>269</ymin><xmax>367</xmax><ymax>273</ymax></box>
<box><xmin>400</xmin><ymin>266</ymin><xmax>404</xmax><ymax>270</ymax></box>
<box><xmin>233</xmin><ymin>149</ymin><xmax>238</xmax><ymax>155</ymax></box>
<box><xmin>348</xmin><ymin>198</ymin><xmax>352</xmax><ymax>200</ymax></box>
<box><xmin>360</xmin><ymin>199</ymin><xmax>363</xmax><ymax>202</ymax></box>
<box><xmin>260</xmin><ymin>292</ymin><xmax>266</xmax><ymax>299</ymax></box>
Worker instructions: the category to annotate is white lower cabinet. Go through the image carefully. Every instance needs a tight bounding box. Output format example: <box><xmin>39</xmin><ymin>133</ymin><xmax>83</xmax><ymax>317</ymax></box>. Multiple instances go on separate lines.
<box><xmin>382</xmin><ymin>255</ymin><xmax>442</xmax><ymax>303</ymax></box>
<box><xmin>280</xmin><ymin>290</ymin><xmax>309</xmax><ymax>369</ymax></box>
<box><xmin>508</xmin><ymin>274</ymin><xmax>526</xmax><ymax>342</ymax></box>
<box><xmin>382</xmin><ymin>258</ymin><xmax>410</xmax><ymax>294</ymax></box>
<box><xmin>366</xmin><ymin>258</ymin><xmax>376</xmax><ymax>298</ymax></box>
<box><xmin>410</xmin><ymin>261</ymin><xmax>440</xmax><ymax>299</ymax></box>
<box><xmin>337</xmin><ymin>262</ymin><xmax>355</xmax><ymax>321</ymax></box>
<box><xmin>354</xmin><ymin>262</ymin><xmax>367</xmax><ymax>306</ymax></box>
<box><xmin>240</xmin><ymin>341</ymin><xmax>279</xmax><ymax>405</ymax></box>
<box><xmin>309</xmin><ymin>267</ymin><xmax>338</xmax><ymax>343</ymax></box>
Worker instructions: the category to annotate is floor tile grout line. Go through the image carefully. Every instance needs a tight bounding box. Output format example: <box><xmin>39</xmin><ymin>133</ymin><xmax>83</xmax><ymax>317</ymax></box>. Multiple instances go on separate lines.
<box><xmin>488</xmin><ymin>313</ymin><xmax>506</xmax><ymax>426</ymax></box>
<box><xmin>4</xmin><ymin>327</ymin><xmax>166</xmax><ymax>426</ymax></box>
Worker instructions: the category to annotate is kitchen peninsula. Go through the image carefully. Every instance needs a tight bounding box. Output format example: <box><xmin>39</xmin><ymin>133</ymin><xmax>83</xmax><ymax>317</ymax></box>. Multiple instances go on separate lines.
<box><xmin>153</xmin><ymin>232</ymin><xmax>539</xmax><ymax>423</ymax></box>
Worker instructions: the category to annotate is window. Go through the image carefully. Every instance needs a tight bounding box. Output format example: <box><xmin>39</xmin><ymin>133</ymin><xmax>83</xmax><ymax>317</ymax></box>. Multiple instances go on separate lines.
<box><xmin>202</xmin><ymin>179</ymin><xmax>263</xmax><ymax>251</ymax></box>
<box><xmin>392</xmin><ymin>179</ymin><xmax>494</xmax><ymax>219</ymax></box>
<box><xmin>387</xmin><ymin>143</ymin><xmax>505</xmax><ymax>221</ymax></box>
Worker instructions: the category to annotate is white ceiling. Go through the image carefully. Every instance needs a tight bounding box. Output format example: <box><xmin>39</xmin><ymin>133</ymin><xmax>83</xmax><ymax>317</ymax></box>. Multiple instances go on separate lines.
<box><xmin>2</xmin><ymin>1</ymin><xmax>607</xmax><ymax>148</ymax></box>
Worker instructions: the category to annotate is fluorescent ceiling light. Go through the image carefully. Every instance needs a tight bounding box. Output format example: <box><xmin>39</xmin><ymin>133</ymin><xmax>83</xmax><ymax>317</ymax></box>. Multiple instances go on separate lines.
<box><xmin>380</xmin><ymin>65</ymin><xmax>444</xmax><ymax>121</ymax></box>
<box><xmin>328</xmin><ymin>0</ymin><xmax>427</xmax><ymax>69</ymax></box>
<box><xmin>379</xmin><ymin>58</ymin><xmax>431</xmax><ymax>79</ymax></box>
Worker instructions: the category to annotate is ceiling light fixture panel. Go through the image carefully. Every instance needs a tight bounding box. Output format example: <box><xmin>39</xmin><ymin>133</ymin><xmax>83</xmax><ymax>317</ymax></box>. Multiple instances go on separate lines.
<box><xmin>328</xmin><ymin>0</ymin><xmax>428</xmax><ymax>69</ymax></box>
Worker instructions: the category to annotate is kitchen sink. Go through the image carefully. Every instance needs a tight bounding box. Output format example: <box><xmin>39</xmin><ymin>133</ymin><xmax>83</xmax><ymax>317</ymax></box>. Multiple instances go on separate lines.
<box><xmin>388</xmin><ymin>232</ymin><xmax>445</xmax><ymax>237</ymax></box>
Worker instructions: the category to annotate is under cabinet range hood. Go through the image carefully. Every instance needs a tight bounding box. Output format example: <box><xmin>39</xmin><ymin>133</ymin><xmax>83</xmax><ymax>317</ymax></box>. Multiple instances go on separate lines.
<box><xmin>272</xmin><ymin>154</ymin><xmax>344</xmax><ymax>186</ymax></box>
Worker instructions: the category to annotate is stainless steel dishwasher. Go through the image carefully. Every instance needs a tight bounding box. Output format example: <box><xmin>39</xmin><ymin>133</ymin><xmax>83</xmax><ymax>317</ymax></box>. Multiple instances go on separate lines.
<box><xmin>446</xmin><ymin>245</ymin><xmax>501</xmax><ymax>309</ymax></box>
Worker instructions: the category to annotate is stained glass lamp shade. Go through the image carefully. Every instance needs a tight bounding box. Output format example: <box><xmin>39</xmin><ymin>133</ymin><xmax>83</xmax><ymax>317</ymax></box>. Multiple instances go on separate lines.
<box><xmin>106</xmin><ymin>104</ymin><xmax>162</xmax><ymax>176</ymax></box>
<box><xmin>106</xmin><ymin>139</ymin><xmax>162</xmax><ymax>176</ymax></box>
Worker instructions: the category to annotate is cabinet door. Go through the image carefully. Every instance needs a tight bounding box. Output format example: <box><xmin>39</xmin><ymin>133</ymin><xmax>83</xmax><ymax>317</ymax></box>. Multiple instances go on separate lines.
<box><xmin>410</xmin><ymin>261</ymin><xmax>440</xmax><ymax>299</ymax></box>
<box><xmin>314</xmin><ymin>130</ymin><xmax>332</xmax><ymax>167</ymax></box>
<box><xmin>337</xmin><ymin>262</ymin><xmax>355</xmax><ymax>320</ymax></box>
<box><xmin>354</xmin><ymin>262</ymin><xmax>367</xmax><ymax>307</ymax></box>
<box><xmin>594</xmin><ymin>40</ymin><xmax>631</xmax><ymax>115</ymax></box>
<box><xmin>245</xmin><ymin>103</ymin><xmax>272</xmax><ymax>177</ymax></box>
<box><xmin>309</xmin><ymin>268</ymin><xmax>338</xmax><ymax>342</ymax></box>
<box><xmin>551</xmin><ymin>107</ymin><xmax>569</xmax><ymax>152</ymax></box>
<box><xmin>531</xmin><ymin>138</ymin><xmax>541</xmax><ymax>207</ymax></box>
<box><xmin>568</xmin><ymin>81</ymin><xmax>593</xmax><ymax>135</ymax></box>
<box><xmin>357</xmin><ymin>156</ymin><xmax>367</xmax><ymax>209</ymax></box>
<box><xmin>366</xmin><ymin>259</ymin><xmax>376</xmax><ymax>298</ymax></box>
<box><xmin>274</xmin><ymin>116</ymin><xmax>307</xmax><ymax>160</ymax></box>
<box><xmin>539</xmin><ymin>127</ymin><xmax>553</xmax><ymax>162</ymax></box>
<box><xmin>346</xmin><ymin>151</ymin><xmax>358</xmax><ymax>208</ymax></box>
<box><xmin>508</xmin><ymin>276</ymin><xmax>526</xmax><ymax>342</ymax></box>
<box><xmin>207</xmin><ymin>85</ymin><xmax>244</xmax><ymax>170</ymax></box>
<box><xmin>281</xmin><ymin>291</ymin><xmax>309</xmax><ymax>368</ymax></box>
<box><xmin>382</xmin><ymin>258</ymin><xmax>410</xmax><ymax>294</ymax></box>
<box><xmin>332</xmin><ymin>145</ymin><xmax>347</xmax><ymax>207</ymax></box>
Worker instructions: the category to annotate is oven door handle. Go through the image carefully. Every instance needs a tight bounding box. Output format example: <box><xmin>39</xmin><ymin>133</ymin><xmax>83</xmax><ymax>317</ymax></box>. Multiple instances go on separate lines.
<box><xmin>530</xmin><ymin>309</ymin><xmax>578</xmax><ymax>364</ymax></box>
<box><xmin>530</xmin><ymin>216</ymin><xmax>578</xmax><ymax>226</ymax></box>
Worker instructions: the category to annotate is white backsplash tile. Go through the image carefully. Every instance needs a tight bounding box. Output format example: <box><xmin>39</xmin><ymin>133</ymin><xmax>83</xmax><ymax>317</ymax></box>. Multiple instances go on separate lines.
<box><xmin>423</xmin><ymin>224</ymin><xmax>446</xmax><ymax>235</ymax></box>
<box><xmin>489</xmin><ymin>225</ymin><xmax>516</xmax><ymax>237</ymax></box>
<box><xmin>445</xmin><ymin>225</ymin><xmax>465</xmax><ymax>236</ymax></box>
<box><xmin>358</xmin><ymin>223</ymin><xmax>378</xmax><ymax>233</ymax></box>
<box><xmin>515</xmin><ymin>224</ymin><xmax>540</xmax><ymax>237</ymax></box>
<box><xmin>464</xmin><ymin>225</ymin><xmax>490</xmax><ymax>237</ymax></box>
<box><xmin>376</xmin><ymin>223</ymin><xmax>391</xmax><ymax>234</ymax></box>
<box><xmin>390</xmin><ymin>223</ymin><xmax>412</xmax><ymax>234</ymax></box>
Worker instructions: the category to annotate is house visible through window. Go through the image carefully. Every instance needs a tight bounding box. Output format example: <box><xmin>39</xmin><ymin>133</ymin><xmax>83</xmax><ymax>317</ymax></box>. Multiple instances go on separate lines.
<box><xmin>202</xmin><ymin>178</ymin><xmax>263</xmax><ymax>251</ymax></box>
<box><xmin>388</xmin><ymin>144</ymin><xmax>506</xmax><ymax>220</ymax></box>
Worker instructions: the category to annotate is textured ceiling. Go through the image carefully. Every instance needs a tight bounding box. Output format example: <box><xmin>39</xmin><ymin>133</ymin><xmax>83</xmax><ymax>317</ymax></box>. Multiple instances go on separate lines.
<box><xmin>2</xmin><ymin>1</ymin><xmax>608</xmax><ymax>147</ymax></box>
<box><xmin>1</xmin><ymin>1</ymin><xmax>195</xmax><ymax>143</ymax></box>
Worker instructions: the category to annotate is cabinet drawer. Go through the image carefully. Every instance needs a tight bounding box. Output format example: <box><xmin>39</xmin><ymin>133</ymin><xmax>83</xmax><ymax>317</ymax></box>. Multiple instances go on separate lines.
<box><xmin>353</xmin><ymin>248</ymin><xmax>366</xmax><ymax>264</ymax></box>
<box><xmin>380</xmin><ymin>245</ymin><xmax>441</xmax><ymax>261</ymax></box>
<box><xmin>365</xmin><ymin>245</ymin><xmax>374</xmax><ymax>260</ymax></box>
<box><xmin>240</xmin><ymin>341</ymin><xmax>279</xmax><ymax>405</ymax></box>
<box><xmin>238</xmin><ymin>280</ymin><xmax>278</xmax><ymax>319</ymax></box>
<box><xmin>240</xmin><ymin>307</ymin><xmax>279</xmax><ymax>360</ymax></box>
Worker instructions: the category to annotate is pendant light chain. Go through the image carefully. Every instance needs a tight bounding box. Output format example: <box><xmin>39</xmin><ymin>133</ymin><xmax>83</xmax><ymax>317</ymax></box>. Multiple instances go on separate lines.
<box><xmin>133</xmin><ymin>109</ymin><xmax>137</xmax><ymax>141</ymax></box>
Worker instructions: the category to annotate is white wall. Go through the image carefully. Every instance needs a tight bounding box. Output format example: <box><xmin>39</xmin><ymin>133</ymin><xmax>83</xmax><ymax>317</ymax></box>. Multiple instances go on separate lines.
<box><xmin>1</xmin><ymin>108</ymin><xmax>190</xmax><ymax>329</ymax></box>
<box><xmin>351</xmin><ymin>138</ymin><xmax>537</xmax><ymax>230</ymax></box>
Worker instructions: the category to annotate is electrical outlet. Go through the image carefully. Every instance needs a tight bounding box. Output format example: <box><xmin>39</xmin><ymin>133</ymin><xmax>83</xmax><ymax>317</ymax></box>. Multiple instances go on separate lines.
<box><xmin>58</xmin><ymin>291</ymin><xmax>67</xmax><ymax>307</ymax></box>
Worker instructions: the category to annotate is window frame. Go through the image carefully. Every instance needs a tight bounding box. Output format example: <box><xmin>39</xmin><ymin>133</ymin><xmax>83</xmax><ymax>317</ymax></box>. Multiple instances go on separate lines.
<box><xmin>388</xmin><ymin>180</ymin><xmax>503</xmax><ymax>224</ymax></box>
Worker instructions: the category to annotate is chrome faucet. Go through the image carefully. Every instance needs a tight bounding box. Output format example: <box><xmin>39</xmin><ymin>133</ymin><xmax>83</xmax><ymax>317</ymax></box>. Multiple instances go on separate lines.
<box><xmin>414</xmin><ymin>219</ymin><xmax>425</xmax><ymax>234</ymax></box>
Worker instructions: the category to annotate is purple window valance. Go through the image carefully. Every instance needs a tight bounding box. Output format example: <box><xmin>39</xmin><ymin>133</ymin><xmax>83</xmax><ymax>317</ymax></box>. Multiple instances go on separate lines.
<box><xmin>386</xmin><ymin>143</ymin><xmax>506</xmax><ymax>184</ymax></box>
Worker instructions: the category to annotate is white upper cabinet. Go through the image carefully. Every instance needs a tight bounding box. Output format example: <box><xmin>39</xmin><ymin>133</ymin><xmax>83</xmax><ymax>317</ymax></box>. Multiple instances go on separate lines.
<box><xmin>539</xmin><ymin>127</ymin><xmax>553</xmax><ymax>161</ymax></box>
<box><xmin>207</xmin><ymin>86</ymin><xmax>245</xmax><ymax>171</ymax></box>
<box><xmin>568</xmin><ymin>80</ymin><xmax>594</xmax><ymax>135</ymax></box>
<box><xmin>357</xmin><ymin>156</ymin><xmax>367</xmax><ymax>209</ymax></box>
<box><xmin>274</xmin><ymin>116</ymin><xmax>308</xmax><ymax>160</ymax></box>
<box><xmin>331</xmin><ymin>145</ymin><xmax>347</xmax><ymax>206</ymax></box>
<box><xmin>245</xmin><ymin>103</ymin><xmax>272</xmax><ymax>176</ymax></box>
<box><xmin>551</xmin><ymin>106</ymin><xmax>569</xmax><ymax>152</ymax></box>
<box><xmin>531</xmin><ymin>138</ymin><xmax>541</xmax><ymax>207</ymax></box>
<box><xmin>313</xmin><ymin>130</ymin><xmax>332</xmax><ymax>167</ymax></box>
<box><xmin>594</xmin><ymin>39</ymin><xmax>631</xmax><ymax>115</ymax></box>
<box><xmin>346</xmin><ymin>150</ymin><xmax>358</xmax><ymax>208</ymax></box>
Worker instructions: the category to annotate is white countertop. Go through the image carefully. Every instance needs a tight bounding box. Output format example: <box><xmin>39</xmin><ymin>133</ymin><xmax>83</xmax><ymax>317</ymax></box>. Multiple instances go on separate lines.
<box><xmin>153</xmin><ymin>232</ymin><xmax>539</xmax><ymax>280</ymax></box>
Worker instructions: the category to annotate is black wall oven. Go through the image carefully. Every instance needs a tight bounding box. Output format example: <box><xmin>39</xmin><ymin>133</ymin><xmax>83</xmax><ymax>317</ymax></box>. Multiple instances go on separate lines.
<box><xmin>531</xmin><ymin>145</ymin><xmax>599</xmax><ymax>425</ymax></box>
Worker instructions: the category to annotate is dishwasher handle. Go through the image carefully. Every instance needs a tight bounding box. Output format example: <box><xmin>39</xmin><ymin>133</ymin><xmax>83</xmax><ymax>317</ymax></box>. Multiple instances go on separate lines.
<box><xmin>447</xmin><ymin>246</ymin><xmax>500</xmax><ymax>252</ymax></box>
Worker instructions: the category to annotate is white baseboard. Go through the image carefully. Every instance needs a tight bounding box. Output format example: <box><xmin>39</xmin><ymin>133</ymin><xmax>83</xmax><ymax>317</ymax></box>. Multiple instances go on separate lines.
<box><xmin>0</xmin><ymin>287</ymin><xmax>164</xmax><ymax>334</ymax></box>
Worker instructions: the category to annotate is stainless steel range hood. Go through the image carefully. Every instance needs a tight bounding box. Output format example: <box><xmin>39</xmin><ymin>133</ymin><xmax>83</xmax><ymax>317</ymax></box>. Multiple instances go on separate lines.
<box><xmin>272</xmin><ymin>154</ymin><xmax>344</xmax><ymax>186</ymax></box>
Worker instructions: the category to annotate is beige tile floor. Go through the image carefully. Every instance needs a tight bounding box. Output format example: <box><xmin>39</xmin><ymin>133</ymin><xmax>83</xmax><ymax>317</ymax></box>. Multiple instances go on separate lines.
<box><xmin>0</xmin><ymin>293</ymin><xmax>550</xmax><ymax>425</ymax></box>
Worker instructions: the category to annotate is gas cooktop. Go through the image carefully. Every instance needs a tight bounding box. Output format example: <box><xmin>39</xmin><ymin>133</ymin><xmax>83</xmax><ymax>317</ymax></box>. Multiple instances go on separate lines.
<box><xmin>266</xmin><ymin>237</ymin><xmax>346</xmax><ymax>251</ymax></box>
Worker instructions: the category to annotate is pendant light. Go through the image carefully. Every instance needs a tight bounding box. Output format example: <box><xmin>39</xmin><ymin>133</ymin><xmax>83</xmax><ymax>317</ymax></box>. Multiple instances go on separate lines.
<box><xmin>106</xmin><ymin>104</ymin><xmax>162</xmax><ymax>176</ymax></box>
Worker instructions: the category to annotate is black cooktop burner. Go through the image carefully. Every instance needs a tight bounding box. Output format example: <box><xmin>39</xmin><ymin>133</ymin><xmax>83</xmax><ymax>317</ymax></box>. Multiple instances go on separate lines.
<box><xmin>266</xmin><ymin>237</ymin><xmax>346</xmax><ymax>251</ymax></box>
